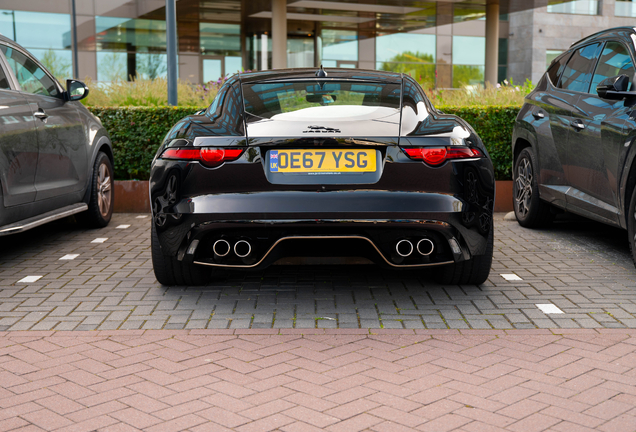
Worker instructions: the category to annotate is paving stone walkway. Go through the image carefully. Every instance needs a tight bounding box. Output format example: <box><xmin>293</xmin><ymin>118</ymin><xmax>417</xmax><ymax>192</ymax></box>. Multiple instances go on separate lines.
<box><xmin>0</xmin><ymin>213</ymin><xmax>635</xmax><ymax>331</ymax></box>
<box><xmin>0</xmin><ymin>329</ymin><xmax>634</xmax><ymax>432</ymax></box>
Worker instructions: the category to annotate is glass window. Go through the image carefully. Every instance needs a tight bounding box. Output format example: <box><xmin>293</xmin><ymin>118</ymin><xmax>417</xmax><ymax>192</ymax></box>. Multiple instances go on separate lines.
<box><xmin>452</xmin><ymin>36</ymin><xmax>485</xmax><ymax>87</ymax></box>
<box><xmin>591</xmin><ymin>42</ymin><xmax>636</xmax><ymax>92</ymax></box>
<box><xmin>322</xmin><ymin>30</ymin><xmax>357</xmax><ymax>62</ymax></box>
<box><xmin>0</xmin><ymin>45</ymin><xmax>59</xmax><ymax>96</ymax></box>
<box><xmin>97</xmin><ymin>51</ymin><xmax>127</xmax><ymax>82</ymax></box>
<box><xmin>200</xmin><ymin>23</ymin><xmax>240</xmax><ymax>56</ymax></box>
<box><xmin>0</xmin><ymin>10</ymin><xmax>71</xmax><ymax>50</ymax></box>
<box><xmin>547</xmin><ymin>0</ymin><xmax>599</xmax><ymax>15</ymax></box>
<box><xmin>453</xmin><ymin>4</ymin><xmax>485</xmax><ymax>22</ymax></box>
<box><xmin>96</xmin><ymin>16</ymin><xmax>167</xmax><ymax>52</ymax></box>
<box><xmin>546</xmin><ymin>50</ymin><xmax>564</xmax><ymax>69</ymax></box>
<box><xmin>615</xmin><ymin>0</ymin><xmax>636</xmax><ymax>17</ymax></box>
<box><xmin>558</xmin><ymin>43</ymin><xmax>602</xmax><ymax>92</ymax></box>
<box><xmin>287</xmin><ymin>38</ymin><xmax>314</xmax><ymax>68</ymax></box>
<box><xmin>28</xmin><ymin>49</ymin><xmax>72</xmax><ymax>82</ymax></box>
<box><xmin>225</xmin><ymin>56</ymin><xmax>242</xmax><ymax>76</ymax></box>
<box><xmin>242</xmin><ymin>81</ymin><xmax>401</xmax><ymax>119</ymax></box>
<box><xmin>376</xmin><ymin>33</ymin><xmax>435</xmax><ymax>87</ymax></box>
<box><xmin>0</xmin><ymin>64</ymin><xmax>10</xmax><ymax>89</ymax></box>
<box><xmin>203</xmin><ymin>59</ymin><xmax>223</xmax><ymax>83</ymax></box>
<box><xmin>547</xmin><ymin>52</ymin><xmax>569</xmax><ymax>86</ymax></box>
<box><xmin>135</xmin><ymin>53</ymin><xmax>167</xmax><ymax>79</ymax></box>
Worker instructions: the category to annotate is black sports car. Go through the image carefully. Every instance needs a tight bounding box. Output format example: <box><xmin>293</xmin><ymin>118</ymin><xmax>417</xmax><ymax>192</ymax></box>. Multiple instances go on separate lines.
<box><xmin>512</xmin><ymin>27</ymin><xmax>636</xmax><ymax>265</ymax></box>
<box><xmin>150</xmin><ymin>68</ymin><xmax>495</xmax><ymax>286</ymax></box>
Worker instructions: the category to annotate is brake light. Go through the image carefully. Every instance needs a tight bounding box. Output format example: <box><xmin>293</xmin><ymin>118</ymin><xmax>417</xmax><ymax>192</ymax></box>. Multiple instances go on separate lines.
<box><xmin>403</xmin><ymin>147</ymin><xmax>482</xmax><ymax>166</ymax></box>
<box><xmin>161</xmin><ymin>147</ymin><xmax>244</xmax><ymax>167</ymax></box>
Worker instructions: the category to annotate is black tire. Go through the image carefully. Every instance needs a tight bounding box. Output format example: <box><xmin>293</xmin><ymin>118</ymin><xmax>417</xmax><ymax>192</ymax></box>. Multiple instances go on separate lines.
<box><xmin>434</xmin><ymin>227</ymin><xmax>493</xmax><ymax>285</ymax></box>
<box><xmin>78</xmin><ymin>152</ymin><xmax>114</xmax><ymax>228</ymax></box>
<box><xmin>151</xmin><ymin>223</ymin><xmax>213</xmax><ymax>286</ymax></box>
<box><xmin>513</xmin><ymin>147</ymin><xmax>554</xmax><ymax>227</ymax></box>
<box><xmin>628</xmin><ymin>185</ymin><xmax>636</xmax><ymax>268</ymax></box>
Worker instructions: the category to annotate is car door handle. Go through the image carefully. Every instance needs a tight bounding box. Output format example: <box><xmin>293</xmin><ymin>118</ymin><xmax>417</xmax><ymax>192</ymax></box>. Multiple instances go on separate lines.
<box><xmin>34</xmin><ymin>110</ymin><xmax>48</xmax><ymax>121</ymax></box>
<box><xmin>570</xmin><ymin>119</ymin><xmax>585</xmax><ymax>130</ymax></box>
<box><xmin>532</xmin><ymin>110</ymin><xmax>545</xmax><ymax>119</ymax></box>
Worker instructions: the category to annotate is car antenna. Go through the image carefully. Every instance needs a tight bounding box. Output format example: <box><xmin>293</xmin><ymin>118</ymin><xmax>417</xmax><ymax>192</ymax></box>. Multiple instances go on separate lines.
<box><xmin>315</xmin><ymin>65</ymin><xmax>327</xmax><ymax>78</ymax></box>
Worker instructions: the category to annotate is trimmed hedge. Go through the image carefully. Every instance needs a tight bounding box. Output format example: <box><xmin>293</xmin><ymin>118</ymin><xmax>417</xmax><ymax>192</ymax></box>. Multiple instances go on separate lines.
<box><xmin>439</xmin><ymin>106</ymin><xmax>519</xmax><ymax>181</ymax></box>
<box><xmin>88</xmin><ymin>105</ymin><xmax>520</xmax><ymax>181</ymax></box>
<box><xmin>89</xmin><ymin>107</ymin><xmax>204</xmax><ymax>180</ymax></box>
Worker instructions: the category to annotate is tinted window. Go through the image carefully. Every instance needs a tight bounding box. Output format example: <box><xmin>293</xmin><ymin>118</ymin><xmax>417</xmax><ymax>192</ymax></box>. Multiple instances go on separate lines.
<box><xmin>0</xmin><ymin>45</ymin><xmax>58</xmax><ymax>97</ymax></box>
<box><xmin>0</xmin><ymin>64</ymin><xmax>10</xmax><ymax>89</ymax></box>
<box><xmin>242</xmin><ymin>81</ymin><xmax>401</xmax><ymax>119</ymax></box>
<box><xmin>591</xmin><ymin>41</ymin><xmax>635</xmax><ymax>91</ymax></box>
<box><xmin>559</xmin><ymin>43</ymin><xmax>602</xmax><ymax>92</ymax></box>
<box><xmin>547</xmin><ymin>53</ymin><xmax>569</xmax><ymax>86</ymax></box>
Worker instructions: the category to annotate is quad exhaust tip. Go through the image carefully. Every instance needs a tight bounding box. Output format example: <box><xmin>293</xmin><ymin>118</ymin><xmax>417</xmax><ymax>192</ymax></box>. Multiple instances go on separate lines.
<box><xmin>234</xmin><ymin>240</ymin><xmax>252</xmax><ymax>258</ymax></box>
<box><xmin>396</xmin><ymin>239</ymin><xmax>414</xmax><ymax>257</ymax></box>
<box><xmin>213</xmin><ymin>239</ymin><xmax>231</xmax><ymax>257</ymax></box>
<box><xmin>417</xmin><ymin>238</ymin><xmax>434</xmax><ymax>256</ymax></box>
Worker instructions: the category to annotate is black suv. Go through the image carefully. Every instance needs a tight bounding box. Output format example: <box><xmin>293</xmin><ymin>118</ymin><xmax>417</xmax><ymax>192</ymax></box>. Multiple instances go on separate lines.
<box><xmin>0</xmin><ymin>36</ymin><xmax>113</xmax><ymax>236</ymax></box>
<box><xmin>512</xmin><ymin>27</ymin><xmax>636</xmax><ymax>265</ymax></box>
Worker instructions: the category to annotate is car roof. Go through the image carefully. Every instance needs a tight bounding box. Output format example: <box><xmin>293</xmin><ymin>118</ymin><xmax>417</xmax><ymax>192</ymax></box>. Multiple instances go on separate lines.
<box><xmin>239</xmin><ymin>68</ymin><xmax>403</xmax><ymax>84</ymax></box>
<box><xmin>570</xmin><ymin>26</ymin><xmax>636</xmax><ymax>48</ymax></box>
<box><xmin>0</xmin><ymin>33</ymin><xmax>21</xmax><ymax>48</ymax></box>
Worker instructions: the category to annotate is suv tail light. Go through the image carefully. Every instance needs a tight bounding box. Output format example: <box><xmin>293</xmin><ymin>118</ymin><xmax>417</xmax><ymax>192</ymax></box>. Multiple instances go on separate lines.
<box><xmin>161</xmin><ymin>147</ymin><xmax>244</xmax><ymax>167</ymax></box>
<box><xmin>402</xmin><ymin>147</ymin><xmax>482</xmax><ymax>166</ymax></box>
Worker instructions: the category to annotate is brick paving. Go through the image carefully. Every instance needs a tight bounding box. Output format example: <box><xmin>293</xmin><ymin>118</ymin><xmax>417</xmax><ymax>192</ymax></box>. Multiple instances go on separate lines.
<box><xmin>0</xmin><ymin>329</ymin><xmax>633</xmax><ymax>431</ymax></box>
<box><xmin>1</xmin><ymin>213</ymin><xmax>636</xmax><ymax>331</ymax></box>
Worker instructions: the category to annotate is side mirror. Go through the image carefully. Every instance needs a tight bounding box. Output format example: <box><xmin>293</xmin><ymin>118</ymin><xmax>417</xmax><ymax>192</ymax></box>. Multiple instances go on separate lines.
<box><xmin>66</xmin><ymin>79</ymin><xmax>89</xmax><ymax>101</ymax></box>
<box><xmin>596</xmin><ymin>74</ymin><xmax>630</xmax><ymax>99</ymax></box>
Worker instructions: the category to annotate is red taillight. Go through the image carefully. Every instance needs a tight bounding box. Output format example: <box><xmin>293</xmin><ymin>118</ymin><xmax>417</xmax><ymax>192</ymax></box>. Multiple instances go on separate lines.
<box><xmin>161</xmin><ymin>147</ymin><xmax>244</xmax><ymax>167</ymax></box>
<box><xmin>403</xmin><ymin>147</ymin><xmax>482</xmax><ymax>166</ymax></box>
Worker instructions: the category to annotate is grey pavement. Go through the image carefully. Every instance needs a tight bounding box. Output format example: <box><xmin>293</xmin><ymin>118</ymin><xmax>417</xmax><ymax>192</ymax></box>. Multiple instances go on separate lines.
<box><xmin>0</xmin><ymin>213</ymin><xmax>635</xmax><ymax>331</ymax></box>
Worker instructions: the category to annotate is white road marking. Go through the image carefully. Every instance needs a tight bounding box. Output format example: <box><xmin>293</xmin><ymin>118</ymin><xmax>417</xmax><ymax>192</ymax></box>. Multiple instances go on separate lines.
<box><xmin>59</xmin><ymin>254</ymin><xmax>79</xmax><ymax>260</ymax></box>
<box><xmin>18</xmin><ymin>276</ymin><xmax>42</xmax><ymax>283</ymax></box>
<box><xmin>536</xmin><ymin>304</ymin><xmax>564</xmax><ymax>314</ymax></box>
<box><xmin>91</xmin><ymin>238</ymin><xmax>108</xmax><ymax>243</ymax></box>
<box><xmin>116</xmin><ymin>225</ymin><xmax>130</xmax><ymax>229</ymax></box>
<box><xmin>501</xmin><ymin>273</ymin><xmax>523</xmax><ymax>281</ymax></box>
<box><xmin>136</xmin><ymin>215</ymin><xmax>149</xmax><ymax>218</ymax></box>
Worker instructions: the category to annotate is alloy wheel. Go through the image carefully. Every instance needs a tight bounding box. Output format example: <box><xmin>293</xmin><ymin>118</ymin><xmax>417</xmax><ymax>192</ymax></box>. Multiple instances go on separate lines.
<box><xmin>515</xmin><ymin>157</ymin><xmax>533</xmax><ymax>218</ymax></box>
<box><xmin>97</xmin><ymin>162</ymin><xmax>112</xmax><ymax>217</ymax></box>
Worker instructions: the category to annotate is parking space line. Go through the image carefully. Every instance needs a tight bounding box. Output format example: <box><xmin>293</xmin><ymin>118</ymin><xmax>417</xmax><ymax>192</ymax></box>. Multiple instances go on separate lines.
<box><xmin>91</xmin><ymin>238</ymin><xmax>108</xmax><ymax>243</ymax></box>
<box><xmin>59</xmin><ymin>254</ymin><xmax>79</xmax><ymax>260</ymax></box>
<box><xmin>500</xmin><ymin>273</ymin><xmax>523</xmax><ymax>281</ymax></box>
<box><xmin>116</xmin><ymin>225</ymin><xmax>131</xmax><ymax>229</ymax></box>
<box><xmin>536</xmin><ymin>304</ymin><xmax>564</xmax><ymax>314</ymax></box>
<box><xmin>136</xmin><ymin>215</ymin><xmax>149</xmax><ymax>218</ymax></box>
<box><xmin>18</xmin><ymin>276</ymin><xmax>42</xmax><ymax>283</ymax></box>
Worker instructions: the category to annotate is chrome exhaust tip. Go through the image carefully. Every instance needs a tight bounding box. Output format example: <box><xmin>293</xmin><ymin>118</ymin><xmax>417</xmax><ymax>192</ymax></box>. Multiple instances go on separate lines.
<box><xmin>234</xmin><ymin>240</ymin><xmax>252</xmax><ymax>258</ymax></box>
<box><xmin>213</xmin><ymin>239</ymin><xmax>231</xmax><ymax>257</ymax></box>
<box><xmin>416</xmin><ymin>238</ymin><xmax>434</xmax><ymax>256</ymax></box>
<box><xmin>396</xmin><ymin>239</ymin><xmax>414</xmax><ymax>257</ymax></box>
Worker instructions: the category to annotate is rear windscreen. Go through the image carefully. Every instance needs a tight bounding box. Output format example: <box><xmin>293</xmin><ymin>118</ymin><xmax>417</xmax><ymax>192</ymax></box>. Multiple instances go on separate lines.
<box><xmin>242</xmin><ymin>80</ymin><xmax>401</xmax><ymax>119</ymax></box>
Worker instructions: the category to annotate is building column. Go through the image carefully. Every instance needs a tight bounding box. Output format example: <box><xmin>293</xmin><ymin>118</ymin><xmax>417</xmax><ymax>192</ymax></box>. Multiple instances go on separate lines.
<box><xmin>166</xmin><ymin>0</ymin><xmax>178</xmax><ymax>105</ymax></box>
<box><xmin>484</xmin><ymin>0</ymin><xmax>499</xmax><ymax>86</ymax></box>
<box><xmin>271</xmin><ymin>0</ymin><xmax>287</xmax><ymax>69</ymax></box>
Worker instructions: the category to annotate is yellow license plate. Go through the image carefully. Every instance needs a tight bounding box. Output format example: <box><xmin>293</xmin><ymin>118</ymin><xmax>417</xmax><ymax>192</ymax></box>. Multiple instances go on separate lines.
<box><xmin>269</xmin><ymin>149</ymin><xmax>376</xmax><ymax>173</ymax></box>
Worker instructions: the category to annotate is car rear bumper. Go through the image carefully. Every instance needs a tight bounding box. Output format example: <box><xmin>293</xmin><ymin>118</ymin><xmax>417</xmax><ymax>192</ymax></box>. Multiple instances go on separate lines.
<box><xmin>154</xmin><ymin>190</ymin><xmax>492</xmax><ymax>270</ymax></box>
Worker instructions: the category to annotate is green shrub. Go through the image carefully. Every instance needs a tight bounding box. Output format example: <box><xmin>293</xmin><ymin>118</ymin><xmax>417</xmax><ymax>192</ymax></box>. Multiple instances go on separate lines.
<box><xmin>89</xmin><ymin>106</ymin><xmax>205</xmax><ymax>180</ymax></box>
<box><xmin>89</xmin><ymin>105</ymin><xmax>520</xmax><ymax>181</ymax></box>
<box><xmin>438</xmin><ymin>105</ymin><xmax>519</xmax><ymax>181</ymax></box>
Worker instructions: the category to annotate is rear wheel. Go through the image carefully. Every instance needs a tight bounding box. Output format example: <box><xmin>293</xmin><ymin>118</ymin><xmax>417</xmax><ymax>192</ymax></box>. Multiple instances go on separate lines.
<box><xmin>627</xmin><ymin>185</ymin><xmax>636</xmax><ymax>267</ymax></box>
<box><xmin>513</xmin><ymin>147</ymin><xmax>553</xmax><ymax>227</ymax></box>
<box><xmin>78</xmin><ymin>152</ymin><xmax>113</xmax><ymax>228</ymax></box>
<box><xmin>434</xmin><ymin>227</ymin><xmax>493</xmax><ymax>285</ymax></box>
<box><xmin>151</xmin><ymin>223</ymin><xmax>213</xmax><ymax>286</ymax></box>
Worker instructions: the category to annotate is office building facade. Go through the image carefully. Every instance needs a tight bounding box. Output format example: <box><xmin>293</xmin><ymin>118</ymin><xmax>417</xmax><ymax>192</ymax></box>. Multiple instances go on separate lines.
<box><xmin>1</xmin><ymin>0</ymin><xmax>635</xmax><ymax>88</ymax></box>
